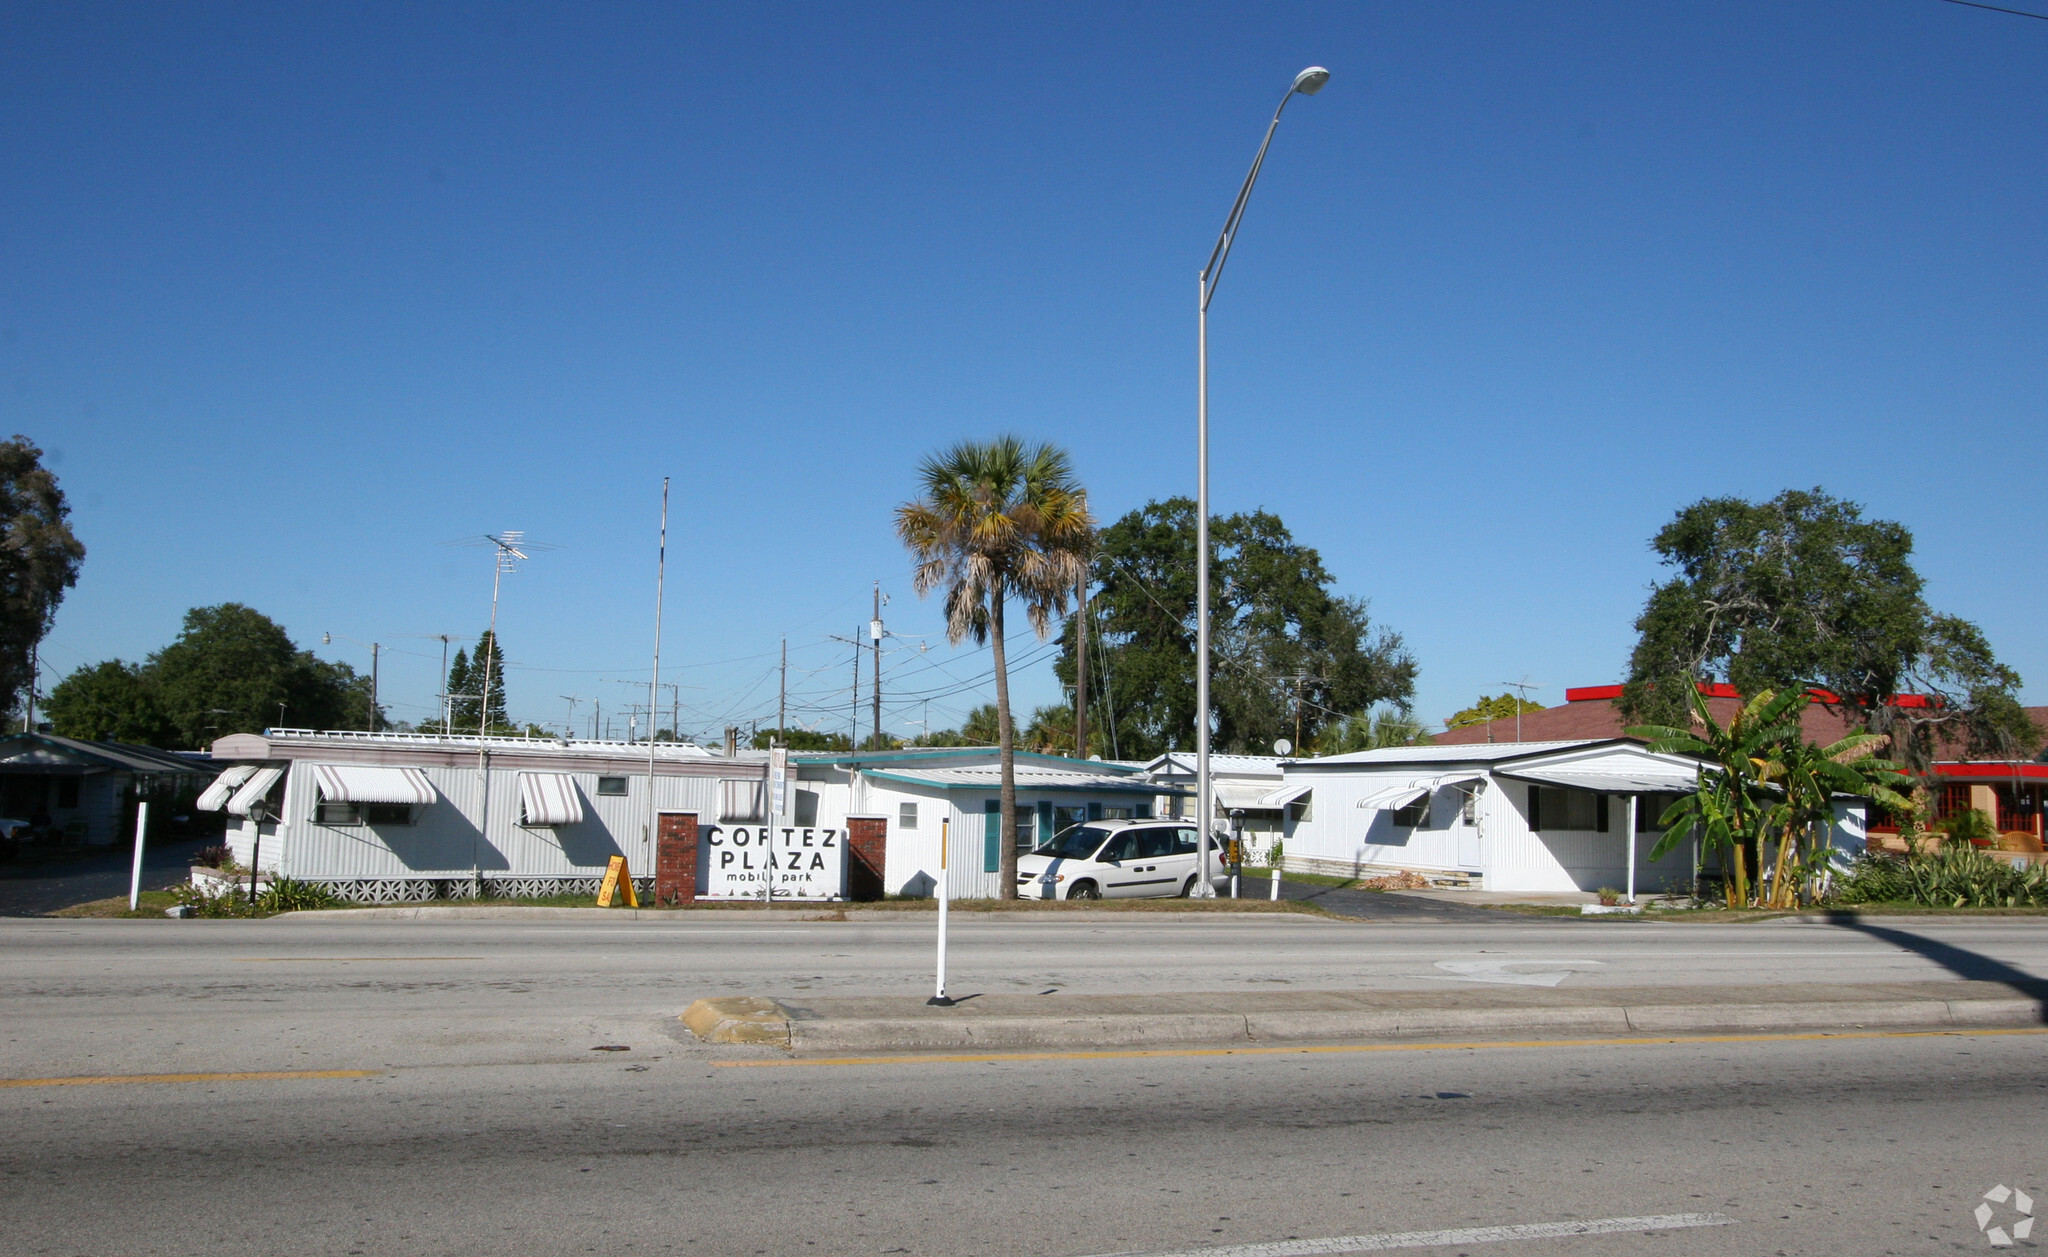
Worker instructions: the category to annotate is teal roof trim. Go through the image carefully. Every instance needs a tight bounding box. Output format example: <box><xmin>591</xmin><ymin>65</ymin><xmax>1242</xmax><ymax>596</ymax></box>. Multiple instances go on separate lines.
<box><xmin>855</xmin><ymin>768</ymin><xmax>1175</xmax><ymax>795</ymax></box>
<box><xmin>793</xmin><ymin>747</ymin><xmax>1144</xmax><ymax>775</ymax></box>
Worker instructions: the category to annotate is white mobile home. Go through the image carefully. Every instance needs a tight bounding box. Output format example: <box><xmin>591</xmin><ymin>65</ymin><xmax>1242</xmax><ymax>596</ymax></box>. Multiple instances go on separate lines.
<box><xmin>1141</xmin><ymin>752</ymin><xmax>1289</xmax><ymax>862</ymax></box>
<box><xmin>1275</xmin><ymin>738</ymin><xmax>1868</xmax><ymax>896</ymax></box>
<box><xmin>202</xmin><ymin>730</ymin><xmax>767</xmax><ymax>901</ymax></box>
<box><xmin>792</xmin><ymin>748</ymin><xmax>1182</xmax><ymax>898</ymax></box>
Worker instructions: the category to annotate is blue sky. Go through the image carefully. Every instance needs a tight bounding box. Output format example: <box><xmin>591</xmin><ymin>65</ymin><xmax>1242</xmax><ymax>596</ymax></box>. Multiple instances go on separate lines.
<box><xmin>7</xmin><ymin>1</ymin><xmax>2044</xmax><ymax>745</ymax></box>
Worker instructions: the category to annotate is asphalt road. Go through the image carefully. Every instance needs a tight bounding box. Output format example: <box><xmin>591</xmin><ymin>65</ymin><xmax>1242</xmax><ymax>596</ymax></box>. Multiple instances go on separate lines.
<box><xmin>4</xmin><ymin>914</ymin><xmax>2045</xmax><ymax>1256</ymax></box>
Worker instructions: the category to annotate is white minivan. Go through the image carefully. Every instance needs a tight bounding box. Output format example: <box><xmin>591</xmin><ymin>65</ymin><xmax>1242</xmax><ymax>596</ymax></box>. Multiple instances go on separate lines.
<box><xmin>1014</xmin><ymin>820</ymin><xmax>1227</xmax><ymax>900</ymax></box>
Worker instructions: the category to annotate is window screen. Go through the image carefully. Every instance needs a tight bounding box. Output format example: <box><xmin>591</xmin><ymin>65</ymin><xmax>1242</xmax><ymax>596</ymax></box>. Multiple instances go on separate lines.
<box><xmin>1530</xmin><ymin>787</ymin><xmax>1608</xmax><ymax>832</ymax></box>
<box><xmin>719</xmin><ymin>779</ymin><xmax>765</xmax><ymax>822</ymax></box>
<box><xmin>596</xmin><ymin>777</ymin><xmax>628</xmax><ymax>797</ymax></box>
<box><xmin>898</xmin><ymin>801</ymin><xmax>918</xmax><ymax>830</ymax></box>
<box><xmin>315</xmin><ymin>802</ymin><xmax>361</xmax><ymax>826</ymax></box>
<box><xmin>1391</xmin><ymin>792</ymin><xmax>1430</xmax><ymax>828</ymax></box>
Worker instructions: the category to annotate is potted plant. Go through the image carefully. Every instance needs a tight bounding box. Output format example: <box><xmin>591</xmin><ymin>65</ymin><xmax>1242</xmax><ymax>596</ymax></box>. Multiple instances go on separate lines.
<box><xmin>1597</xmin><ymin>887</ymin><xmax>1622</xmax><ymax>907</ymax></box>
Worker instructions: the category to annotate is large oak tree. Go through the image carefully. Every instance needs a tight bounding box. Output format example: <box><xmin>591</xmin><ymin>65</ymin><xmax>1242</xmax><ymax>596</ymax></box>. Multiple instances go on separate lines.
<box><xmin>1619</xmin><ymin>488</ymin><xmax>2037</xmax><ymax>767</ymax></box>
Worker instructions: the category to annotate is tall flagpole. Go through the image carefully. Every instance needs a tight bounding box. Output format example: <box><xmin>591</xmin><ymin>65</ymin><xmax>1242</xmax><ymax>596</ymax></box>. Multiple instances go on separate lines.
<box><xmin>646</xmin><ymin>478</ymin><xmax>670</xmax><ymax>877</ymax></box>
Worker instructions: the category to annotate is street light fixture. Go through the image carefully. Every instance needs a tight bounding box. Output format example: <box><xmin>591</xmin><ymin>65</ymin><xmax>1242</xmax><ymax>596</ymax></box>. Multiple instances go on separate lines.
<box><xmin>1193</xmin><ymin>66</ymin><xmax>1329</xmax><ymax>896</ymax></box>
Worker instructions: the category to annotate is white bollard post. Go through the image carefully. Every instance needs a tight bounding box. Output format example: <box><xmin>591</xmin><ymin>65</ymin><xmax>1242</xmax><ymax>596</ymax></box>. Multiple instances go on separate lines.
<box><xmin>1270</xmin><ymin>865</ymin><xmax>1280</xmax><ymax>901</ymax></box>
<box><xmin>929</xmin><ymin>815</ymin><xmax>953</xmax><ymax>1006</ymax></box>
<box><xmin>128</xmin><ymin>801</ymin><xmax>150</xmax><ymax>911</ymax></box>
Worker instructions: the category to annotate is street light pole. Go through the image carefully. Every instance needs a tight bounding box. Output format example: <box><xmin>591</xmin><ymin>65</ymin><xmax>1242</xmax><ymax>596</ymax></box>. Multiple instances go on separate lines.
<box><xmin>1194</xmin><ymin>65</ymin><xmax>1329</xmax><ymax>897</ymax></box>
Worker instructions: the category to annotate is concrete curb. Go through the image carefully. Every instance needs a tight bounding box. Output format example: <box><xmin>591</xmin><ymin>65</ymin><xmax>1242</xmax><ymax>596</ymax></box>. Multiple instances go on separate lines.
<box><xmin>681</xmin><ymin>993</ymin><xmax>2048</xmax><ymax>1052</ymax></box>
<box><xmin>275</xmin><ymin>906</ymin><xmax>848</xmax><ymax>922</ymax></box>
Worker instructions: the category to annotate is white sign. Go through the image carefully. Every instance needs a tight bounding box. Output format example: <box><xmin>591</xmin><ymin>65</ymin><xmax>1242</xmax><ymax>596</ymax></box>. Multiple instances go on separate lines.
<box><xmin>768</xmin><ymin>747</ymin><xmax>789</xmax><ymax>821</ymax></box>
<box><xmin>699</xmin><ymin>824</ymin><xmax>844</xmax><ymax>900</ymax></box>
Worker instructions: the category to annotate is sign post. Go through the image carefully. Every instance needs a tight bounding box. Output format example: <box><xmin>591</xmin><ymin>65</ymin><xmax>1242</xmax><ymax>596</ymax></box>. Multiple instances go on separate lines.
<box><xmin>928</xmin><ymin>815</ymin><xmax>953</xmax><ymax>1006</ymax></box>
<box><xmin>128</xmin><ymin>801</ymin><xmax>149</xmax><ymax>911</ymax></box>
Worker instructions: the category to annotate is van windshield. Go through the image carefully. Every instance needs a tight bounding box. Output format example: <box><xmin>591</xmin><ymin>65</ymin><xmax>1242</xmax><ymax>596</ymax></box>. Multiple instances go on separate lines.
<box><xmin>1035</xmin><ymin>825</ymin><xmax>1111</xmax><ymax>859</ymax></box>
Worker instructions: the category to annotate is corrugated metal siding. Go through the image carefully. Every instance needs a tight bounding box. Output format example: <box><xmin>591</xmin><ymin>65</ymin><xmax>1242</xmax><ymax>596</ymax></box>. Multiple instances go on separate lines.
<box><xmin>273</xmin><ymin>761</ymin><xmax>725</xmax><ymax>880</ymax></box>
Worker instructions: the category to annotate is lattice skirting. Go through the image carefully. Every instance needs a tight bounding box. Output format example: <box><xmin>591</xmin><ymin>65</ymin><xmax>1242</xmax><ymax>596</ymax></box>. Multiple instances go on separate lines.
<box><xmin>300</xmin><ymin>877</ymin><xmax>656</xmax><ymax>904</ymax></box>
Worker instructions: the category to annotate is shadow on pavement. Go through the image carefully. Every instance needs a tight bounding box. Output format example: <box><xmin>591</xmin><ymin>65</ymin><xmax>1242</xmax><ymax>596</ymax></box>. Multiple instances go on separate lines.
<box><xmin>1822</xmin><ymin>911</ymin><xmax>2048</xmax><ymax>1004</ymax></box>
<box><xmin>1274</xmin><ymin>879</ymin><xmax>1552</xmax><ymax>923</ymax></box>
<box><xmin>0</xmin><ymin>836</ymin><xmax>208</xmax><ymax>917</ymax></box>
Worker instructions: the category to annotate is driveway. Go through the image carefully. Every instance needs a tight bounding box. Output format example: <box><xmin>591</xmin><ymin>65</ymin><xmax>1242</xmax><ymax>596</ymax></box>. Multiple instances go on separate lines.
<box><xmin>0</xmin><ymin>836</ymin><xmax>208</xmax><ymax>916</ymax></box>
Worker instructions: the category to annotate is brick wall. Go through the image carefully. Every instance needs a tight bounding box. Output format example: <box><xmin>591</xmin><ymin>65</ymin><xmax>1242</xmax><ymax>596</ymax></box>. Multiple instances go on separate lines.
<box><xmin>846</xmin><ymin>815</ymin><xmax>886</xmax><ymax>901</ymax></box>
<box><xmin>656</xmin><ymin>812</ymin><xmax>699</xmax><ymax>904</ymax></box>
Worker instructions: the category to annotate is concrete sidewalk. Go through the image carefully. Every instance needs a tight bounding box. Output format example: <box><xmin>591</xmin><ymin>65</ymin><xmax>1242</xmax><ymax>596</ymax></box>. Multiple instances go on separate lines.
<box><xmin>683</xmin><ymin>979</ymin><xmax>2048</xmax><ymax>1052</ymax></box>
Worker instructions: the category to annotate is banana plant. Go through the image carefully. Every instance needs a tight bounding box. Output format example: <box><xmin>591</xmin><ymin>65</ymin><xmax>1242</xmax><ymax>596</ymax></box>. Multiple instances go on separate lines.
<box><xmin>1628</xmin><ymin>684</ymin><xmax>1804</xmax><ymax>908</ymax></box>
<box><xmin>1754</xmin><ymin>732</ymin><xmax>1910</xmax><ymax>907</ymax></box>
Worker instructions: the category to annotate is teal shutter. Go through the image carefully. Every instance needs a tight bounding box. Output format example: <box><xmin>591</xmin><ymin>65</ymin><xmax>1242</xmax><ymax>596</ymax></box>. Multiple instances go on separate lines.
<box><xmin>1037</xmin><ymin>802</ymin><xmax>1053</xmax><ymax>846</ymax></box>
<box><xmin>1087</xmin><ymin>801</ymin><xmax>1103</xmax><ymax>821</ymax></box>
<box><xmin>984</xmin><ymin>801</ymin><xmax>1001</xmax><ymax>872</ymax></box>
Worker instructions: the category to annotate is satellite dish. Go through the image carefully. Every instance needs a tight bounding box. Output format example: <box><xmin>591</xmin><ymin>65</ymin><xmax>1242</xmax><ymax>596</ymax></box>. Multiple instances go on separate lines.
<box><xmin>1274</xmin><ymin>738</ymin><xmax>1293</xmax><ymax>755</ymax></box>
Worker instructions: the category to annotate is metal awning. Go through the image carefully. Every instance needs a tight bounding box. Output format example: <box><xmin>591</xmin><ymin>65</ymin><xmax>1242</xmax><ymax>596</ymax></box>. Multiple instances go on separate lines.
<box><xmin>1214</xmin><ymin>782</ymin><xmax>1284</xmax><ymax>811</ymax></box>
<box><xmin>518</xmin><ymin>773</ymin><xmax>584</xmax><ymax>826</ymax></box>
<box><xmin>1356</xmin><ymin>776</ymin><xmax>1483</xmax><ymax>810</ymax></box>
<box><xmin>311</xmin><ymin>764</ymin><xmax>437</xmax><ymax>805</ymax></box>
<box><xmin>1498</xmin><ymin>766</ymin><xmax>1699</xmax><ymax>794</ymax></box>
<box><xmin>196</xmin><ymin>764</ymin><xmax>259</xmax><ymax>812</ymax></box>
<box><xmin>226</xmin><ymin>766</ymin><xmax>284</xmax><ymax>817</ymax></box>
<box><xmin>1255</xmin><ymin>782</ymin><xmax>1314</xmax><ymax>808</ymax></box>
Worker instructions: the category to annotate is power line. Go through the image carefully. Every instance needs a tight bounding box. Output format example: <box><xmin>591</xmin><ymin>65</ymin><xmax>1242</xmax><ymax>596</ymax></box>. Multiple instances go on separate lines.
<box><xmin>1940</xmin><ymin>0</ymin><xmax>2048</xmax><ymax>18</ymax></box>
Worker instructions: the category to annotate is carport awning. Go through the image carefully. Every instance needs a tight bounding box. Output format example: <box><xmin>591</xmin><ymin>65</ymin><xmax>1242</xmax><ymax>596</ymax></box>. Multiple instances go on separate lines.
<box><xmin>311</xmin><ymin>763</ymin><xmax>437</xmax><ymax>805</ymax></box>
<box><xmin>519</xmin><ymin>773</ymin><xmax>585</xmax><ymax>826</ymax></box>
<box><xmin>1213</xmin><ymin>782</ymin><xmax>1283</xmax><ymax>810</ymax></box>
<box><xmin>196</xmin><ymin>764</ymin><xmax>258</xmax><ymax>811</ymax></box>
<box><xmin>1255</xmin><ymin>782</ymin><xmax>1314</xmax><ymax>808</ymax></box>
<box><xmin>1498</xmin><ymin>767</ymin><xmax>1699</xmax><ymax>794</ymax></box>
<box><xmin>226</xmin><ymin>766</ymin><xmax>284</xmax><ymax>817</ymax></box>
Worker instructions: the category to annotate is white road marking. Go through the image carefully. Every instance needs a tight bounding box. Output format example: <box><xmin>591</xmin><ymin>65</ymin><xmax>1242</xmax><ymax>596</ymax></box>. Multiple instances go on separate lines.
<box><xmin>1080</xmin><ymin>1211</ymin><xmax>1736</xmax><ymax>1256</ymax></box>
<box><xmin>1429</xmin><ymin>959</ymin><xmax>1604</xmax><ymax>987</ymax></box>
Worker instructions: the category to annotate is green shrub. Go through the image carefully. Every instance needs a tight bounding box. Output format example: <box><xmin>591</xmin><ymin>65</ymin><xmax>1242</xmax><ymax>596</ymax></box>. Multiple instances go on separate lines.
<box><xmin>257</xmin><ymin>878</ymin><xmax>345</xmax><ymax>913</ymax></box>
<box><xmin>1938</xmin><ymin>809</ymin><xmax>1999</xmax><ymax>849</ymax></box>
<box><xmin>1833</xmin><ymin>847</ymin><xmax>2048</xmax><ymax>908</ymax></box>
<box><xmin>172</xmin><ymin>882</ymin><xmax>255</xmax><ymax>918</ymax></box>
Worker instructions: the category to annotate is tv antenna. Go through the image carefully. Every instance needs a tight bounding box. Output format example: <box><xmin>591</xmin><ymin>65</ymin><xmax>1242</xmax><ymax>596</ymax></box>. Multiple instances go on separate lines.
<box><xmin>1497</xmin><ymin>678</ymin><xmax>1546</xmax><ymax>743</ymax></box>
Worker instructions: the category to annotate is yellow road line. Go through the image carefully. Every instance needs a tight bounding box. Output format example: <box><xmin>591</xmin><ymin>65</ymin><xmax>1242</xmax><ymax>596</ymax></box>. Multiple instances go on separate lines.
<box><xmin>0</xmin><ymin>1069</ymin><xmax>380</xmax><ymax>1088</ymax></box>
<box><xmin>715</xmin><ymin>1025</ymin><xmax>2048</xmax><ymax>1069</ymax></box>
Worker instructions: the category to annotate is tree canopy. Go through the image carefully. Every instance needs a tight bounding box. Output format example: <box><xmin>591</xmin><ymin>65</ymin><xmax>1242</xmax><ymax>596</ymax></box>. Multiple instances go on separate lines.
<box><xmin>443</xmin><ymin>631</ymin><xmax>511</xmax><ymax>733</ymax></box>
<box><xmin>0</xmin><ymin>437</ymin><xmax>85</xmax><ymax>711</ymax></box>
<box><xmin>1444</xmin><ymin>693</ymin><xmax>1545</xmax><ymax>731</ymax></box>
<box><xmin>1054</xmin><ymin>498</ymin><xmax>1415</xmax><ymax>759</ymax></box>
<box><xmin>1619</xmin><ymin>488</ymin><xmax>2037</xmax><ymax>766</ymax></box>
<box><xmin>46</xmin><ymin>604</ymin><xmax>368</xmax><ymax>748</ymax></box>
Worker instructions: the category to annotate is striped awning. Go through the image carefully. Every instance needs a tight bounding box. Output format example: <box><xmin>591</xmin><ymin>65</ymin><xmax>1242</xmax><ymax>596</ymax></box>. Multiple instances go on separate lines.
<box><xmin>311</xmin><ymin>764</ymin><xmax>437</xmax><ymax>805</ymax></box>
<box><xmin>227</xmin><ymin>766</ymin><xmax>284</xmax><ymax>817</ymax></box>
<box><xmin>519</xmin><ymin>773</ymin><xmax>585</xmax><ymax>826</ymax></box>
<box><xmin>1256</xmin><ymin>782</ymin><xmax>1314</xmax><ymax>808</ymax></box>
<box><xmin>1356</xmin><ymin>776</ymin><xmax>1483</xmax><ymax>810</ymax></box>
<box><xmin>196</xmin><ymin>764</ymin><xmax>259</xmax><ymax>812</ymax></box>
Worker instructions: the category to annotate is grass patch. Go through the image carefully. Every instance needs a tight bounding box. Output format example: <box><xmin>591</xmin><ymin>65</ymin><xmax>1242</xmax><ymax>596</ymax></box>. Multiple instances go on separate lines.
<box><xmin>50</xmin><ymin>891</ymin><xmax>184</xmax><ymax>919</ymax></box>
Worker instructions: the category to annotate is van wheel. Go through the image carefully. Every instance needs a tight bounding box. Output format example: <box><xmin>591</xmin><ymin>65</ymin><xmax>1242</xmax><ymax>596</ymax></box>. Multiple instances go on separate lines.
<box><xmin>1068</xmin><ymin>881</ymin><xmax>1101</xmax><ymax>900</ymax></box>
<box><xmin>1180</xmin><ymin>876</ymin><xmax>1198</xmax><ymax>898</ymax></box>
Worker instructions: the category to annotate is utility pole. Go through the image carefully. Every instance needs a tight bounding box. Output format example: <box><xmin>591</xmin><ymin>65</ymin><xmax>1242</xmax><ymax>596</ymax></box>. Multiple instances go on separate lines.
<box><xmin>22</xmin><ymin>640</ymin><xmax>35</xmax><ymax>732</ymax></box>
<box><xmin>1073</xmin><ymin>572</ymin><xmax>1089</xmax><ymax>759</ymax></box>
<box><xmin>777</xmin><ymin>636</ymin><xmax>787</xmax><ymax>746</ymax></box>
<box><xmin>370</xmin><ymin>642</ymin><xmax>380</xmax><ymax>732</ymax></box>
<box><xmin>870</xmin><ymin>584</ymin><xmax>885</xmax><ymax>752</ymax></box>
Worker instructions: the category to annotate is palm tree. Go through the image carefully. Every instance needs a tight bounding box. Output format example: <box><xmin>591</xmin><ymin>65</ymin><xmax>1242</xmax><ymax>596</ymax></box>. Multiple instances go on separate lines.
<box><xmin>897</xmin><ymin>437</ymin><xmax>1094</xmax><ymax>898</ymax></box>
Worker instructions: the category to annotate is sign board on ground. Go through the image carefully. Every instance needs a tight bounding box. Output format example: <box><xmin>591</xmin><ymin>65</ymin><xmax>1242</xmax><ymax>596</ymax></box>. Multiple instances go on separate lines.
<box><xmin>698</xmin><ymin>824</ymin><xmax>845</xmax><ymax>900</ymax></box>
<box><xmin>596</xmin><ymin>854</ymin><xmax>639</xmax><ymax>908</ymax></box>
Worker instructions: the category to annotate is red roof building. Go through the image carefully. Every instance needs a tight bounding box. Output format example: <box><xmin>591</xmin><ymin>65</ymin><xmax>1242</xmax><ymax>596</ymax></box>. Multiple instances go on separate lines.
<box><xmin>1434</xmin><ymin>685</ymin><xmax>2048</xmax><ymax>847</ymax></box>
